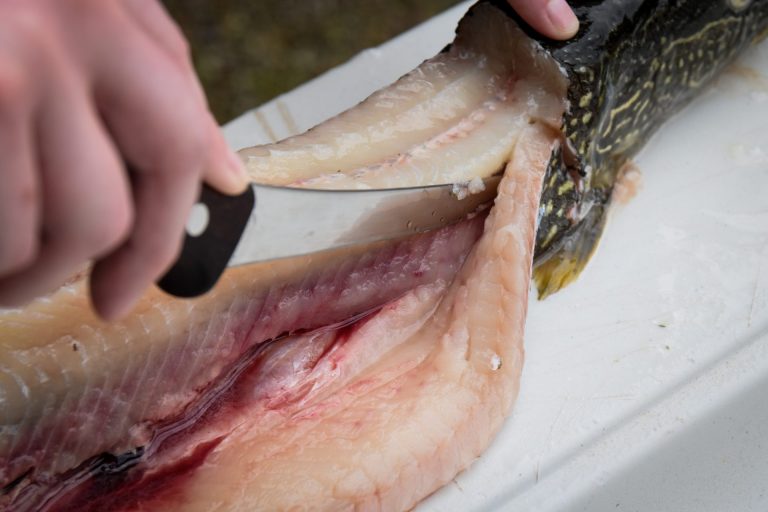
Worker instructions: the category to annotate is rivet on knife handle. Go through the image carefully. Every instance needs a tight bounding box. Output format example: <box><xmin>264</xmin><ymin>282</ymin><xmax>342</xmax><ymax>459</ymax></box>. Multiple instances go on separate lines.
<box><xmin>157</xmin><ymin>184</ymin><xmax>255</xmax><ymax>298</ymax></box>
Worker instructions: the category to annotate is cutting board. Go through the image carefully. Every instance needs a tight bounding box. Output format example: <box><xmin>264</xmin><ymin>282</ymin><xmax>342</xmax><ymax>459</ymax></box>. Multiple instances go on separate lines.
<box><xmin>223</xmin><ymin>3</ymin><xmax>768</xmax><ymax>510</ymax></box>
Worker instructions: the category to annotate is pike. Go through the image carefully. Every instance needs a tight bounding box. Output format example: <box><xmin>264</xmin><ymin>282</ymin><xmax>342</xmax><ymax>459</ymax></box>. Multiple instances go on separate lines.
<box><xmin>1</xmin><ymin>1</ymin><xmax>766</xmax><ymax>510</ymax></box>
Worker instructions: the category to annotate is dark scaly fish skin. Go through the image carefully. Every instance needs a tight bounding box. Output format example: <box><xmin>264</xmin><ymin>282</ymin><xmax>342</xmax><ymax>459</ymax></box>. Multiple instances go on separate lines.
<box><xmin>480</xmin><ymin>0</ymin><xmax>768</xmax><ymax>296</ymax></box>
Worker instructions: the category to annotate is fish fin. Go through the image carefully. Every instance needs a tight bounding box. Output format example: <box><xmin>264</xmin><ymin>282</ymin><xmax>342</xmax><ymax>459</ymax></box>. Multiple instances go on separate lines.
<box><xmin>532</xmin><ymin>202</ymin><xmax>607</xmax><ymax>299</ymax></box>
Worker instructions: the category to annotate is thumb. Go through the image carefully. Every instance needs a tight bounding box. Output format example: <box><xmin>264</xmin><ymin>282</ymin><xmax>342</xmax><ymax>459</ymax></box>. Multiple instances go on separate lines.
<box><xmin>507</xmin><ymin>0</ymin><xmax>579</xmax><ymax>40</ymax></box>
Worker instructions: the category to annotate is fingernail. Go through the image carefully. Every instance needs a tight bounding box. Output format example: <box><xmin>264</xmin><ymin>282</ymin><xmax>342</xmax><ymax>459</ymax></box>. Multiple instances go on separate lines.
<box><xmin>546</xmin><ymin>0</ymin><xmax>579</xmax><ymax>38</ymax></box>
<box><xmin>226</xmin><ymin>150</ymin><xmax>250</xmax><ymax>191</ymax></box>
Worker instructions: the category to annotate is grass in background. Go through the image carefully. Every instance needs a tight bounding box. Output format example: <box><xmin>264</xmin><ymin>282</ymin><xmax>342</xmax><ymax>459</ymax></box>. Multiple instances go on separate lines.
<box><xmin>163</xmin><ymin>0</ymin><xmax>461</xmax><ymax>122</ymax></box>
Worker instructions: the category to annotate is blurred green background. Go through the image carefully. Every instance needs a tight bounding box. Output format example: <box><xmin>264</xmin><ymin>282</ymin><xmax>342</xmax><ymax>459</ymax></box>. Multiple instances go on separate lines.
<box><xmin>162</xmin><ymin>0</ymin><xmax>462</xmax><ymax>123</ymax></box>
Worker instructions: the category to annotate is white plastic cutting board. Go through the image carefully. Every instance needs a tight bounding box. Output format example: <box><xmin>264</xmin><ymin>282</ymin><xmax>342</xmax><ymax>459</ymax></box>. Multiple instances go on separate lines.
<box><xmin>223</xmin><ymin>3</ymin><xmax>768</xmax><ymax>510</ymax></box>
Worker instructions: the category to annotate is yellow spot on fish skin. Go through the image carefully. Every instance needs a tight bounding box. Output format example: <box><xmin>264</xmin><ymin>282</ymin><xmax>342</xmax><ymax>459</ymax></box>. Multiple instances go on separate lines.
<box><xmin>601</xmin><ymin>89</ymin><xmax>642</xmax><ymax>137</ymax></box>
<box><xmin>579</xmin><ymin>92</ymin><xmax>593</xmax><ymax>108</ymax></box>
<box><xmin>575</xmin><ymin>65</ymin><xmax>596</xmax><ymax>83</ymax></box>
<box><xmin>582</xmin><ymin>112</ymin><xmax>593</xmax><ymax>124</ymax></box>
<box><xmin>627</xmin><ymin>129</ymin><xmax>639</xmax><ymax>144</ymax></box>
<box><xmin>543</xmin><ymin>226</ymin><xmax>559</xmax><ymax>247</ymax></box>
<box><xmin>728</xmin><ymin>0</ymin><xmax>753</xmax><ymax>12</ymax></box>
<box><xmin>615</xmin><ymin>116</ymin><xmax>633</xmax><ymax>132</ymax></box>
<box><xmin>635</xmin><ymin>98</ymin><xmax>650</xmax><ymax>118</ymax></box>
<box><xmin>556</xmin><ymin>208</ymin><xmax>564</xmax><ymax>217</ymax></box>
<box><xmin>558</xmin><ymin>181</ymin><xmax>574</xmax><ymax>195</ymax></box>
<box><xmin>663</xmin><ymin>19</ymin><xmax>738</xmax><ymax>57</ymax></box>
<box><xmin>596</xmin><ymin>142</ymin><xmax>613</xmax><ymax>155</ymax></box>
<box><xmin>549</xmin><ymin>173</ymin><xmax>558</xmax><ymax>187</ymax></box>
<box><xmin>570</xmin><ymin>118</ymin><xmax>579</xmax><ymax>127</ymax></box>
<box><xmin>545</xmin><ymin>201</ymin><xmax>554</xmax><ymax>215</ymax></box>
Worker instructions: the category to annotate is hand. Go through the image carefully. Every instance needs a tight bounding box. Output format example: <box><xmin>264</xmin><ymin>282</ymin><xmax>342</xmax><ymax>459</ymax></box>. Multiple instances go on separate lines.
<box><xmin>508</xmin><ymin>0</ymin><xmax>579</xmax><ymax>40</ymax></box>
<box><xmin>0</xmin><ymin>0</ymin><xmax>249</xmax><ymax>320</ymax></box>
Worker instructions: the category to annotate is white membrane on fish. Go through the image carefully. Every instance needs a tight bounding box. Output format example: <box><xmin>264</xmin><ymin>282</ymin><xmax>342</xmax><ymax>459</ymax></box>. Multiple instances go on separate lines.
<box><xmin>241</xmin><ymin>61</ymin><xmax>493</xmax><ymax>183</ymax></box>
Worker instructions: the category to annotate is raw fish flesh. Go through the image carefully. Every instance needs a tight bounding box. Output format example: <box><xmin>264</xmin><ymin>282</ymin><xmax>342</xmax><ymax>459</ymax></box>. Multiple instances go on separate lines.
<box><xmin>1</xmin><ymin>0</ymin><xmax>767</xmax><ymax>510</ymax></box>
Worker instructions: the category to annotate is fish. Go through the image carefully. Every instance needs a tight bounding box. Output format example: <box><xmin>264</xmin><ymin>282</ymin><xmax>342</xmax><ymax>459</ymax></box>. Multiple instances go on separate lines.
<box><xmin>524</xmin><ymin>0</ymin><xmax>768</xmax><ymax>296</ymax></box>
<box><xmin>1</xmin><ymin>1</ymin><xmax>766</xmax><ymax>510</ymax></box>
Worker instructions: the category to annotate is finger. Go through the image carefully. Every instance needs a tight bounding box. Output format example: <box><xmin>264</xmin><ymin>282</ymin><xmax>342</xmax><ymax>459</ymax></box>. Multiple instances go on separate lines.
<box><xmin>119</xmin><ymin>0</ymin><xmax>248</xmax><ymax>193</ymax></box>
<box><xmin>0</xmin><ymin>75</ymin><xmax>132</xmax><ymax>306</ymax></box>
<box><xmin>119</xmin><ymin>0</ymin><xmax>192</xmax><ymax>66</ymax></box>
<box><xmin>91</xmin><ymin>12</ymin><xmax>247</xmax><ymax>195</ymax></box>
<box><xmin>89</xmin><ymin>161</ymin><xmax>200</xmax><ymax>320</ymax></box>
<box><xmin>0</xmin><ymin>63</ymin><xmax>40</xmax><ymax>279</ymax></box>
<box><xmin>507</xmin><ymin>0</ymin><xmax>579</xmax><ymax>40</ymax></box>
<box><xmin>85</xmin><ymin>15</ymin><xmax>231</xmax><ymax>319</ymax></box>
<box><xmin>119</xmin><ymin>0</ymin><xmax>207</xmax><ymax>102</ymax></box>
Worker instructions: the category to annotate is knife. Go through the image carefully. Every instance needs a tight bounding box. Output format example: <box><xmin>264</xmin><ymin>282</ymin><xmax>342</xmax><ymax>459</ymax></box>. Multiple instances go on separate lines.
<box><xmin>157</xmin><ymin>176</ymin><xmax>501</xmax><ymax>298</ymax></box>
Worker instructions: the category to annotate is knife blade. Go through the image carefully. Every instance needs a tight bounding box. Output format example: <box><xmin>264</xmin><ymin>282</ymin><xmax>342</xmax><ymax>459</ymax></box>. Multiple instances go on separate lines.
<box><xmin>157</xmin><ymin>176</ymin><xmax>501</xmax><ymax>298</ymax></box>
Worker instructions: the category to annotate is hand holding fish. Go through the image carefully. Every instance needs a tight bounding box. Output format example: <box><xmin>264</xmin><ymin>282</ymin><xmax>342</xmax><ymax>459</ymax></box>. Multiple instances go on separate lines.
<box><xmin>0</xmin><ymin>0</ymin><xmax>249</xmax><ymax>320</ymax></box>
<box><xmin>507</xmin><ymin>0</ymin><xmax>579</xmax><ymax>39</ymax></box>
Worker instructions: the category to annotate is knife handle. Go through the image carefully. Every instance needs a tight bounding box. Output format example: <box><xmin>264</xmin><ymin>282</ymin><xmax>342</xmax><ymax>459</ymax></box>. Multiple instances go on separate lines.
<box><xmin>157</xmin><ymin>184</ymin><xmax>255</xmax><ymax>298</ymax></box>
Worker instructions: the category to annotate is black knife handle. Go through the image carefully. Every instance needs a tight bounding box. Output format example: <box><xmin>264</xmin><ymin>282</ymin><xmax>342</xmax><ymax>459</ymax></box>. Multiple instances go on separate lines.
<box><xmin>157</xmin><ymin>184</ymin><xmax>255</xmax><ymax>298</ymax></box>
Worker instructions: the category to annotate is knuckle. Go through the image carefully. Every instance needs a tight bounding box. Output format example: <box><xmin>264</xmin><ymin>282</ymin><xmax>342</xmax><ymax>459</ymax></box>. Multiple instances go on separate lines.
<box><xmin>73</xmin><ymin>0</ymin><xmax>102</xmax><ymax>9</ymax></box>
<box><xmin>0</xmin><ymin>181</ymin><xmax>40</xmax><ymax>274</ymax></box>
<box><xmin>161</xmin><ymin>123</ymin><xmax>209</xmax><ymax>174</ymax></box>
<box><xmin>167</xmin><ymin>28</ymin><xmax>191</xmax><ymax>63</ymax></box>
<box><xmin>69</xmin><ymin>0</ymin><xmax>115</xmax><ymax>18</ymax></box>
<box><xmin>0</xmin><ymin>233</ymin><xmax>37</xmax><ymax>276</ymax></box>
<box><xmin>0</xmin><ymin>62</ymin><xmax>28</xmax><ymax>107</ymax></box>
<box><xmin>13</xmin><ymin>8</ymin><xmax>59</xmax><ymax>57</ymax></box>
<box><xmin>78</xmin><ymin>196</ymin><xmax>134</xmax><ymax>254</ymax></box>
<box><xmin>14</xmin><ymin>7</ymin><xmax>49</xmax><ymax>40</ymax></box>
<box><xmin>15</xmin><ymin>177</ymin><xmax>38</xmax><ymax>213</ymax></box>
<box><xmin>140</xmin><ymin>235</ymin><xmax>181</xmax><ymax>275</ymax></box>
<box><xmin>107</xmin><ymin>201</ymin><xmax>134</xmax><ymax>248</ymax></box>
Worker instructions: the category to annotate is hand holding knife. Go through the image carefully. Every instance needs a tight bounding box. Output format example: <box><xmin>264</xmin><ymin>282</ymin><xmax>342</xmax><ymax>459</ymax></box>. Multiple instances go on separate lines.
<box><xmin>158</xmin><ymin>177</ymin><xmax>501</xmax><ymax>297</ymax></box>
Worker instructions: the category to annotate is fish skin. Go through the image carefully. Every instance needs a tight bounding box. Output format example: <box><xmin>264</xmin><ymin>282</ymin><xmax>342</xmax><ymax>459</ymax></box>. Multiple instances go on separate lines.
<box><xmin>0</xmin><ymin>219</ymin><xmax>484</xmax><ymax>497</ymax></box>
<box><xmin>496</xmin><ymin>0</ymin><xmax>768</xmax><ymax>295</ymax></box>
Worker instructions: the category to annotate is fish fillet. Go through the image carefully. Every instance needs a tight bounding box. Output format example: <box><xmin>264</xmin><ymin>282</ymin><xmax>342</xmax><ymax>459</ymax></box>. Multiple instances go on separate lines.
<box><xmin>150</xmin><ymin>126</ymin><xmax>555</xmax><ymax>511</ymax></box>
<box><xmin>0</xmin><ymin>3</ymin><xmax>564</xmax><ymax>510</ymax></box>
